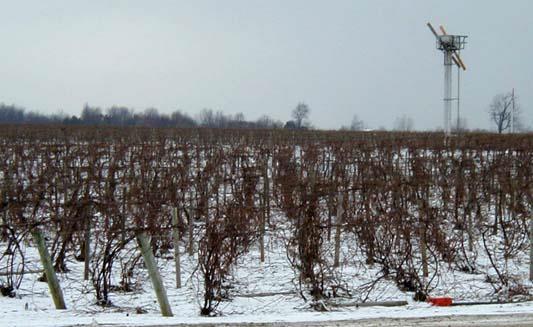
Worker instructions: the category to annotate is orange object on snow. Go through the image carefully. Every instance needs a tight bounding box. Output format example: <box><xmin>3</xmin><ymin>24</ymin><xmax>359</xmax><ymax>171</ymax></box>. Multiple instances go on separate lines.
<box><xmin>428</xmin><ymin>297</ymin><xmax>453</xmax><ymax>306</ymax></box>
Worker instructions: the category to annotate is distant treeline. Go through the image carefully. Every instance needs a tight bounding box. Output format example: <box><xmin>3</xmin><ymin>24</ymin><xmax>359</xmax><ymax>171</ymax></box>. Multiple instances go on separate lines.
<box><xmin>0</xmin><ymin>103</ymin><xmax>286</xmax><ymax>129</ymax></box>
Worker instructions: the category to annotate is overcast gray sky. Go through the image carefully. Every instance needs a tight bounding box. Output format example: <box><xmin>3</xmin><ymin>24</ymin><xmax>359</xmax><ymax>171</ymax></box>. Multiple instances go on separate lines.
<box><xmin>1</xmin><ymin>1</ymin><xmax>532</xmax><ymax>130</ymax></box>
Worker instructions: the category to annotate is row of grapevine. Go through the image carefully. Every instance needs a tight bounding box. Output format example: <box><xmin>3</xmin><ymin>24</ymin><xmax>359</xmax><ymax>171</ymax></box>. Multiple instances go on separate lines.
<box><xmin>0</xmin><ymin>126</ymin><xmax>531</xmax><ymax>315</ymax></box>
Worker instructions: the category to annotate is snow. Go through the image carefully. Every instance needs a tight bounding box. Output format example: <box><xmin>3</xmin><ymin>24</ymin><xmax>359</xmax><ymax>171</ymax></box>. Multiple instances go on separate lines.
<box><xmin>1</xmin><ymin>297</ymin><xmax>532</xmax><ymax>326</ymax></box>
<box><xmin>1</xmin><ymin>227</ymin><xmax>531</xmax><ymax>327</ymax></box>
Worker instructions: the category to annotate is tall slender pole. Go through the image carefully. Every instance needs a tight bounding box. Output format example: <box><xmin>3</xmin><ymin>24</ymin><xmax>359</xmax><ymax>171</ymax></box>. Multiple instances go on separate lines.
<box><xmin>456</xmin><ymin>60</ymin><xmax>461</xmax><ymax>134</ymax></box>
<box><xmin>510</xmin><ymin>88</ymin><xmax>515</xmax><ymax>133</ymax></box>
<box><xmin>444</xmin><ymin>51</ymin><xmax>453</xmax><ymax>137</ymax></box>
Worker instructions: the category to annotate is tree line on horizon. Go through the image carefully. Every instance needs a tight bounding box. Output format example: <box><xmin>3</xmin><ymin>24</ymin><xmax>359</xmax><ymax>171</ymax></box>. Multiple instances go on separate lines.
<box><xmin>0</xmin><ymin>103</ymin><xmax>289</xmax><ymax>129</ymax></box>
<box><xmin>0</xmin><ymin>102</ymin><xmax>417</xmax><ymax>131</ymax></box>
<box><xmin>1</xmin><ymin>94</ymin><xmax>529</xmax><ymax>132</ymax></box>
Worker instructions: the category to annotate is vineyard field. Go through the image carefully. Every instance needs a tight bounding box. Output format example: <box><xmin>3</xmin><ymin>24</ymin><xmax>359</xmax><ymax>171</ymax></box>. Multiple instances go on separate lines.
<box><xmin>0</xmin><ymin>126</ymin><xmax>531</xmax><ymax>325</ymax></box>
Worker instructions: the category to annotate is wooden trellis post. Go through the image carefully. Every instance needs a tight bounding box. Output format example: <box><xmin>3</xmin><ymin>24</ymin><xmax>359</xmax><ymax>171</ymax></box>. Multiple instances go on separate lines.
<box><xmin>0</xmin><ymin>190</ymin><xmax>8</xmax><ymax>242</ymax></box>
<box><xmin>137</xmin><ymin>231</ymin><xmax>173</xmax><ymax>317</ymax></box>
<box><xmin>172</xmin><ymin>207</ymin><xmax>182</xmax><ymax>288</ymax></box>
<box><xmin>32</xmin><ymin>228</ymin><xmax>67</xmax><ymax>309</ymax></box>
<box><xmin>420</xmin><ymin>225</ymin><xmax>429</xmax><ymax>278</ymax></box>
<box><xmin>529</xmin><ymin>217</ymin><xmax>533</xmax><ymax>281</ymax></box>
<box><xmin>83</xmin><ymin>216</ymin><xmax>91</xmax><ymax>281</ymax></box>
<box><xmin>420</xmin><ymin>198</ymin><xmax>429</xmax><ymax>279</ymax></box>
<box><xmin>334</xmin><ymin>191</ymin><xmax>343</xmax><ymax>268</ymax></box>
<box><xmin>260</xmin><ymin>156</ymin><xmax>269</xmax><ymax>263</ymax></box>
<box><xmin>188</xmin><ymin>189</ymin><xmax>195</xmax><ymax>256</ymax></box>
<box><xmin>259</xmin><ymin>196</ymin><xmax>266</xmax><ymax>263</ymax></box>
<box><xmin>263</xmin><ymin>154</ymin><xmax>271</xmax><ymax>224</ymax></box>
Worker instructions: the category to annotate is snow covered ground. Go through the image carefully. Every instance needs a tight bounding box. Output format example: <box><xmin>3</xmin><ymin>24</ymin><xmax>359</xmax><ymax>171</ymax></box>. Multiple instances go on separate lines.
<box><xmin>2</xmin><ymin>297</ymin><xmax>532</xmax><ymax>326</ymax></box>
<box><xmin>1</xmin><ymin>225</ymin><xmax>531</xmax><ymax>327</ymax></box>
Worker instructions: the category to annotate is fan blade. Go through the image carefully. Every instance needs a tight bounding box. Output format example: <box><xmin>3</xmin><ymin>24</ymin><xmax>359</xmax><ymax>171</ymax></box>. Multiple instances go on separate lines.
<box><xmin>453</xmin><ymin>52</ymin><xmax>467</xmax><ymax>70</ymax></box>
<box><xmin>439</xmin><ymin>25</ymin><xmax>448</xmax><ymax>35</ymax></box>
<box><xmin>451</xmin><ymin>55</ymin><xmax>461</xmax><ymax>68</ymax></box>
<box><xmin>427</xmin><ymin>22</ymin><xmax>439</xmax><ymax>39</ymax></box>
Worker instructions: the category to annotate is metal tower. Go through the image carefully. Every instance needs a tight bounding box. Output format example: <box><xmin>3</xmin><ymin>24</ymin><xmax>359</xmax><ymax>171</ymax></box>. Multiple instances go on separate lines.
<box><xmin>427</xmin><ymin>23</ymin><xmax>467</xmax><ymax>136</ymax></box>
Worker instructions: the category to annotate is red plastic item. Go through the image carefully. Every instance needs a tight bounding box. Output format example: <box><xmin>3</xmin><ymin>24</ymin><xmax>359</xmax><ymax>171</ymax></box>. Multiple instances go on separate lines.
<box><xmin>428</xmin><ymin>297</ymin><xmax>453</xmax><ymax>306</ymax></box>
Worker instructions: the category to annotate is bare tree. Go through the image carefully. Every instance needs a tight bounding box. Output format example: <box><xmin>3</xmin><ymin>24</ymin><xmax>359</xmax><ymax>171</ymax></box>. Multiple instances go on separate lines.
<box><xmin>292</xmin><ymin>102</ymin><xmax>310</xmax><ymax>129</ymax></box>
<box><xmin>489</xmin><ymin>92</ymin><xmax>520</xmax><ymax>133</ymax></box>
<box><xmin>197</xmin><ymin>108</ymin><xmax>216</xmax><ymax>127</ymax></box>
<box><xmin>142</xmin><ymin>108</ymin><xmax>168</xmax><ymax>127</ymax></box>
<box><xmin>105</xmin><ymin>106</ymin><xmax>133</xmax><ymax>126</ymax></box>
<box><xmin>340</xmin><ymin>114</ymin><xmax>365</xmax><ymax>131</ymax></box>
<box><xmin>233</xmin><ymin>112</ymin><xmax>245</xmax><ymax>123</ymax></box>
<box><xmin>350</xmin><ymin>114</ymin><xmax>365</xmax><ymax>131</ymax></box>
<box><xmin>81</xmin><ymin>104</ymin><xmax>103</xmax><ymax>125</ymax></box>
<box><xmin>230</xmin><ymin>112</ymin><xmax>247</xmax><ymax>128</ymax></box>
<box><xmin>170</xmin><ymin>110</ymin><xmax>196</xmax><ymax>127</ymax></box>
<box><xmin>256</xmin><ymin>115</ymin><xmax>283</xmax><ymax>128</ymax></box>
<box><xmin>0</xmin><ymin>104</ymin><xmax>25</xmax><ymax>123</ymax></box>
